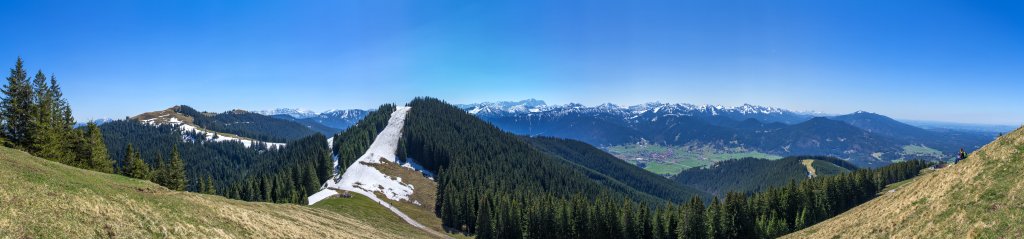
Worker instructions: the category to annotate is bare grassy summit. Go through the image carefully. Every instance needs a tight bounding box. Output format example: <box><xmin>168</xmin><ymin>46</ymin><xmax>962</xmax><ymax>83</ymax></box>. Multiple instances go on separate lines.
<box><xmin>785</xmin><ymin>125</ymin><xmax>1024</xmax><ymax>238</ymax></box>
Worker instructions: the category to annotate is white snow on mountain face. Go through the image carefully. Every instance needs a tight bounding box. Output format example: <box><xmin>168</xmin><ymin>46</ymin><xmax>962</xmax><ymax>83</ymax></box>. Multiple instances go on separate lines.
<box><xmin>458</xmin><ymin>99</ymin><xmax>801</xmax><ymax>117</ymax></box>
<box><xmin>139</xmin><ymin>115</ymin><xmax>285</xmax><ymax>150</ymax></box>
<box><xmin>252</xmin><ymin>108</ymin><xmax>319</xmax><ymax>118</ymax></box>
<box><xmin>309</xmin><ymin>106</ymin><xmax>431</xmax><ymax>206</ymax></box>
<box><xmin>320</xmin><ymin>109</ymin><xmax>368</xmax><ymax>119</ymax></box>
<box><xmin>252</xmin><ymin>108</ymin><xmax>369</xmax><ymax>120</ymax></box>
<box><xmin>74</xmin><ymin>118</ymin><xmax>115</xmax><ymax>127</ymax></box>
<box><xmin>456</xmin><ymin>99</ymin><xmax>550</xmax><ymax>115</ymax></box>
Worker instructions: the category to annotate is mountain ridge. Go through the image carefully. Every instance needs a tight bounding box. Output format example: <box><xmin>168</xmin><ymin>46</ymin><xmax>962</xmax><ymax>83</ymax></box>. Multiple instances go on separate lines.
<box><xmin>458</xmin><ymin>99</ymin><xmax>995</xmax><ymax>167</ymax></box>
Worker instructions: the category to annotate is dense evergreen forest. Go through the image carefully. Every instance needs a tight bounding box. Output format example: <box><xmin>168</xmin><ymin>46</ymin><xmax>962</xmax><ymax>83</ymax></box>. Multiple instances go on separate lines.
<box><xmin>172</xmin><ymin>105</ymin><xmax>320</xmax><ymax>142</ymax></box>
<box><xmin>472</xmin><ymin>159</ymin><xmax>926</xmax><ymax>239</ymax></box>
<box><xmin>673</xmin><ymin>156</ymin><xmax>857</xmax><ymax>196</ymax></box>
<box><xmin>400</xmin><ymin>98</ymin><xmax>686</xmax><ymax>233</ymax></box>
<box><xmin>0</xmin><ymin>58</ymin><xmax>113</xmax><ymax>173</ymax></box>
<box><xmin>526</xmin><ymin>136</ymin><xmax>709</xmax><ymax>203</ymax></box>
<box><xmin>101</xmin><ymin>119</ymin><xmax>331</xmax><ymax>203</ymax></box>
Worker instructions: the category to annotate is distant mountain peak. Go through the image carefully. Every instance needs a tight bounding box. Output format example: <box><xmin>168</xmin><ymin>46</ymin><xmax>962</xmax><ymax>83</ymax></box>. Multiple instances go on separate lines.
<box><xmin>227</xmin><ymin>109</ymin><xmax>250</xmax><ymax>114</ymax></box>
<box><xmin>253</xmin><ymin>108</ymin><xmax>319</xmax><ymax>118</ymax></box>
<box><xmin>596</xmin><ymin>102</ymin><xmax>623</xmax><ymax>110</ymax></box>
<box><xmin>458</xmin><ymin>99</ymin><xmax>550</xmax><ymax>115</ymax></box>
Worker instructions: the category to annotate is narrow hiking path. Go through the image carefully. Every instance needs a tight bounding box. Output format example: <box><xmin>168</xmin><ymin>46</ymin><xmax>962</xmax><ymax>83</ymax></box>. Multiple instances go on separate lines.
<box><xmin>801</xmin><ymin>159</ymin><xmax>817</xmax><ymax>177</ymax></box>
<box><xmin>308</xmin><ymin>107</ymin><xmax>451</xmax><ymax>238</ymax></box>
<box><xmin>324</xmin><ymin>187</ymin><xmax>450</xmax><ymax>238</ymax></box>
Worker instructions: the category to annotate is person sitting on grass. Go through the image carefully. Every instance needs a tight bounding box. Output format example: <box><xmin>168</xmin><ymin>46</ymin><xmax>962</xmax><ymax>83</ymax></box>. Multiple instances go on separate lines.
<box><xmin>956</xmin><ymin>148</ymin><xmax>967</xmax><ymax>164</ymax></box>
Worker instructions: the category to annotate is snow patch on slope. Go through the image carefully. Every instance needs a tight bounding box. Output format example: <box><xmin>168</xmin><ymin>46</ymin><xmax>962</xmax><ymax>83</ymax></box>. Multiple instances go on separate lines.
<box><xmin>141</xmin><ymin>115</ymin><xmax>286</xmax><ymax>149</ymax></box>
<box><xmin>309</xmin><ymin>106</ymin><xmax>417</xmax><ymax>205</ymax></box>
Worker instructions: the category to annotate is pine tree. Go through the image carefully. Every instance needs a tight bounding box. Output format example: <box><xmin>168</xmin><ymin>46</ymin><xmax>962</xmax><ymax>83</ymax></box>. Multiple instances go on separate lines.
<box><xmin>78</xmin><ymin>122</ymin><xmax>113</xmax><ymax>173</ymax></box>
<box><xmin>166</xmin><ymin>146</ymin><xmax>187</xmax><ymax>190</ymax></box>
<box><xmin>679</xmin><ymin>196</ymin><xmax>706</xmax><ymax>239</ymax></box>
<box><xmin>202</xmin><ymin>174</ymin><xmax>217</xmax><ymax>194</ymax></box>
<box><xmin>28</xmin><ymin>70</ymin><xmax>62</xmax><ymax>161</ymax></box>
<box><xmin>476</xmin><ymin>197</ymin><xmax>493</xmax><ymax>238</ymax></box>
<box><xmin>705</xmin><ymin>198</ymin><xmax>722</xmax><ymax>239</ymax></box>
<box><xmin>48</xmin><ymin>75</ymin><xmax>78</xmax><ymax>162</ymax></box>
<box><xmin>121</xmin><ymin>144</ymin><xmax>151</xmax><ymax>180</ymax></box>
<box><xmin>1</xmin><ymin>57</ymin><xmax>33</xmax><ymax>149</ymax></box>
<box><xmin>153</xmin><ymin>153</ymin><xmax>168</xmax><ymax>186</ymax></box>
<box><xmin>303</xmin><ymin>163</ymin><xmax>319</xmax><ymax>196</ymax></box>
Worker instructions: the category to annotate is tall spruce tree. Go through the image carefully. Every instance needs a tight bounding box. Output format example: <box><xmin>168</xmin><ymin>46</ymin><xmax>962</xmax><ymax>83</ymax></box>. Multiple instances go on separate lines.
<box><xmin>48</xmin><ymin>75</ymin><xmax>77</xmax><ymax>161</ymax></box>
<box><xmin>78</xmin><ymin>122</ymin><xmax>113</xmax><ymax>173</ymax></box>
<box><xmin>153</xmin><ymin>153</ymin><xmax>168</xmax><ymax>186</ymax></box>
<box><xmin>121</xmin><ymin>144</ymin><xmax>151</xmax><ymax>180</ymax></box>
<box><xmin>201</xmin><ymin>174</ymin><xmax>217</xmax><ymax>194</ymax></box>
<box><xmin>476</xmin><ymin>197</ymin><xmax>493</xmax><ymax>238</ymax></box>
<box><xmin>28</xmin><ymin>71</ymin><xmax>63</xmax><ymax>161</ymax></box>
<box><xmin>706</xmin><ymin>198</ymin><xmax>722</xmax><ymax>239</ymax></box>
<box><xmin>679</xmin><ymin>196</ymin><xmax>706</xmax><ymax>239</ymax></box>
<box><xmin>1</xmin><ymin>58</ymin><xmax>33</xmax><ymax>149</ymax></box>
<box><xmin>166</xmin><ymin>145</ymin><xmax>186</xmax><ymax>190</ymax></box>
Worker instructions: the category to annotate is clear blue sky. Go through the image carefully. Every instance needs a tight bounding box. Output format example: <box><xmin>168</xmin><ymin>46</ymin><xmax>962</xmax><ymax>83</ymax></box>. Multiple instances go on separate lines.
<box><xmin>1</xmin><ymin>0</ymin><xmax>1022</xmax><ymax>125</ymax></box>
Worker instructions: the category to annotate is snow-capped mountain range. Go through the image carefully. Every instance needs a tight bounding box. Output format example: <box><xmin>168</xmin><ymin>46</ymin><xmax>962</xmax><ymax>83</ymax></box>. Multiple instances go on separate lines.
<box><xmin>253</xmin><ymin>108</ymin><xmax>320</xmax><ymax>119</ymax></box>
<box><xmin>254</xmin><ymin>108</ymin><xmax>370</xmax><ymax>131</ymax></box>
<box><xmin>457</xmin><ymin>99</ymin><xmax>818</xmax><ymax>124</ymax></box>
<box><xmin>454</xmin><ymin>99</ymin><xmax>995</xmax><ymax>167</ymax></box>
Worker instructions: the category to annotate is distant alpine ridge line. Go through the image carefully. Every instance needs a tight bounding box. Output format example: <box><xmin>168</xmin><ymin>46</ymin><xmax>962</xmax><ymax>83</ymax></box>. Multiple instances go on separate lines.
<box><xmin>456</xmin><ymin>99</ymin><xmax>997</xmax><ymax>167</ymax></box>
<box><xmin>253</xmin><ymin>108</ymin><xmax>370</xmax><ymax>133</ymax></box>
<box><xmin>457</xmin><ymin>99</ymin><xmax>821</xmax><ymax>124</ymax></box>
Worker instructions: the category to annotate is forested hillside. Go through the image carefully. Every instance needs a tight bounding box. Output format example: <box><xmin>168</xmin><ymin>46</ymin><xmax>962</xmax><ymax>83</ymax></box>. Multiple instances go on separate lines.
<box><xmin>832</xmin><ymin>111</ymin><xmax>995</xmax><ymax>155</ymax></box>
<box><xmin>672</xmin><ymin>156</ymin><xmax>856</xmax><ymax>196</ymax></box>
<box><xmin>270</xmin><ymin>114</ymin><xmax>344</xmax><ymax>136</ymax></box>
<box><xmin>101</xmin><ymin>119</ymin><xmax>332</xmax><ymax>204</ymax></box>
<box><xmin>401</xmin><ymin>98</ymin><xmax>691</xmax><ymax>235</ymax></box>
<box><xmin>526</xmin><ymin>136</ymin><xmax>710</xmax><ymax>203</ymax></box>
<box><xmin>150</xmin><ymin>105</ymin><xmax>321</xmax><ymax>142</ymax></box>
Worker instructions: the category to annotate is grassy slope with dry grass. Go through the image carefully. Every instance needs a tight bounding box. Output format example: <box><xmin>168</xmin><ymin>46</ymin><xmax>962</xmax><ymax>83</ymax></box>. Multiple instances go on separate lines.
<box><xmin>371</xmin><ymin>160</ymin><xmax>472</xmax><ymax>238</ymax></box>
<box><xmin>786</xmin><ymin>126</ymin><xmax>1024</xmax><ymax>238</ymax></box>
<box><xmin>0</xmin><ymin>146</ymin><xmax>430</xmax><ymax>239</ymax></box>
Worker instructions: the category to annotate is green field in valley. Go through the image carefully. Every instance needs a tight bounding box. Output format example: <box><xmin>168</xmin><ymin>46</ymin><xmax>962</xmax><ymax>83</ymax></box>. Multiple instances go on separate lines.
<box><xmin>606</xmin><ymin>144</ymin><xmax>782</xmax><ymax>176</ymax></box>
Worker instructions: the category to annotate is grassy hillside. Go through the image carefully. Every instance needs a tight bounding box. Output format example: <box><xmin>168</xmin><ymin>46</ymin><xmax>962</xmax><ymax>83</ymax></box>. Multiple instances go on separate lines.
<box><xmin>786</xmin><ymin>125</ymin><xmax>1024</xmax><ymax>238</ymax></box>
<box><xmin>0</xmin><ymin>147</ymin><xmax>428</xmax><ymax>238</ymax></box>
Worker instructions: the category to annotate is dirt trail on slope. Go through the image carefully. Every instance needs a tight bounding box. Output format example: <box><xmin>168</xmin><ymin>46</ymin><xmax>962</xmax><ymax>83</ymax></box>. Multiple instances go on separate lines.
<box><xmin>801</xmin><ymin>159</ymin><xmax>817</xmax><ymax>177</ymax></box>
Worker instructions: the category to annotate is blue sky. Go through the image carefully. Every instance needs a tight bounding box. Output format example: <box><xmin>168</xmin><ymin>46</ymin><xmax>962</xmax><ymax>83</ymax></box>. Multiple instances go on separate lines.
<box><xmin>1</xmin><ymin>0</ymin><xmax>1022</xmax><ymax>125</ymax></box>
